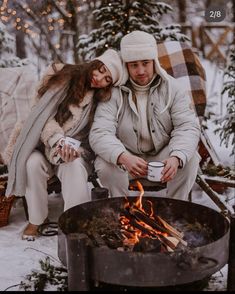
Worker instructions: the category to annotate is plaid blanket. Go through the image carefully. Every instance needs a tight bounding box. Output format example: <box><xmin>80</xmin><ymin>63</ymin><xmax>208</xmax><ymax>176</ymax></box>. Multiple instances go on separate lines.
<box><xmin>157</xmin><ymin>41</ymin><xmax>207</xmax><ymax>118</ymax></box>
<box><xmin>0</xmin><ymin>64</ymin><xmax>38</xmax><ymax>156</ymax></box>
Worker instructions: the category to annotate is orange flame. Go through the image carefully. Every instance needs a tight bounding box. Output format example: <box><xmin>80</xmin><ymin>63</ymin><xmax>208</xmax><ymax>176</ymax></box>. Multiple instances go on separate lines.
<box><xmin>135</xmin><ymin>180</ymin><xmax>144</xmax><ymax>210</ymax></box>
<box><xmin>120</xmin><ymin>180</ymin><xmax>172</xmax><ymax>249</ymax></box>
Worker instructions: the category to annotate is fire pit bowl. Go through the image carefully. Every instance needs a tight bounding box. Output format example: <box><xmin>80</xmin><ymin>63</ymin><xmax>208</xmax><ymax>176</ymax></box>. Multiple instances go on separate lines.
<box><xmin>58</xmin><ymin>197</ymin><xmax>230</xmax><ymax>290</ymax></box>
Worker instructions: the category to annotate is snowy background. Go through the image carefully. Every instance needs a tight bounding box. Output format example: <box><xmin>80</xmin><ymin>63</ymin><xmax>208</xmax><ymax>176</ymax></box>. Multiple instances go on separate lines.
<box><xmin>0</xmin><ymin>0</ymin><xmax>234</xmax><ymax>291</ymax></box>
<box><xmin>0</xmin><ymin>58</ymin><xmax>234</xmax><ymax>291</ymax></box>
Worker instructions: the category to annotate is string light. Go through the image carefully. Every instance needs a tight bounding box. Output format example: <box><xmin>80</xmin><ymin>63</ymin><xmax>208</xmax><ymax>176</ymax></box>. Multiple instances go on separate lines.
<box><xmin>1</xmin><ymin>16</ymin><xmax>7</xmax><ymax>21</ymax></box>
<box><xmin>0</xmin><ymin>0</ymin><xmax>74</xmax><ymax>49</ymax></box>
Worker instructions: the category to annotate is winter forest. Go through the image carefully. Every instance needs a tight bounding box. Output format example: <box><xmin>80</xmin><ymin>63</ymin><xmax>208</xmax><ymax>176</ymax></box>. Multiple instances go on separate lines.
<box><xmin>0</xmin><ymin>0</ymin><xmax>235</xmax><ymax>291</ymax></box>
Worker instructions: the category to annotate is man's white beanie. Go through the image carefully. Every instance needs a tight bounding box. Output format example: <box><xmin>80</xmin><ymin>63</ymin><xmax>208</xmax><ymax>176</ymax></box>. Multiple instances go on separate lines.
<box><xmin>121</xmin><ymin>30</ymin><xmax>157</xmax><ymax>62</ymax></box>
<box><xmin>95</xmin><ymin>49</ymin><xmax>124</xmax><ymax>86</ymax></box>
<box><xmin>120</xmin><ymin>30</ymin><xmax>171</xmax><ymax>112</ymax></box>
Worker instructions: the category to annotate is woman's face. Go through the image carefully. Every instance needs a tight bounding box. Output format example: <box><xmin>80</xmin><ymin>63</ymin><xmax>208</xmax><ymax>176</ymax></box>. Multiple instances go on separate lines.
<box><xmin>91</xmin><ymin>64</ymin><xmax>112</xmax><ymax>88</ymax></box>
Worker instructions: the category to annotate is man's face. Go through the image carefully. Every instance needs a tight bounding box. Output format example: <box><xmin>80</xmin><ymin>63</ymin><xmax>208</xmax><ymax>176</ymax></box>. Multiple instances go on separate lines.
<box><xmin>127</xmin><ymin>60</ymin><xmax>154</xmax><ymax>86</ymax></box>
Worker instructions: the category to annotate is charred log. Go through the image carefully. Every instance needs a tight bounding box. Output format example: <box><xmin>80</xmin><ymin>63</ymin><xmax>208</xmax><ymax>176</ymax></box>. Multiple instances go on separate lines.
<box><xmin>121</xmin><ymin>209</ymin><xmax>177</xmax><ymax>251</ymax></box>
<box><xmin>133</xmin><ymin>237</ymin><xmax>162</xmax><ymax>253</ymax></box>
<box><xmin>127</xmin><ymin>205</ymin><xmax>187</xmax><ymax>247</ymax></box>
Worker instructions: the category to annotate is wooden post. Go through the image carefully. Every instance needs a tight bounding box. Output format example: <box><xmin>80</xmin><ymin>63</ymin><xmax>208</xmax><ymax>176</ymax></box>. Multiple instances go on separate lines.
<box><xmin>195</xmin><ymin>174</ymin><xmax>232</xmax><ymax>216</ymax></box>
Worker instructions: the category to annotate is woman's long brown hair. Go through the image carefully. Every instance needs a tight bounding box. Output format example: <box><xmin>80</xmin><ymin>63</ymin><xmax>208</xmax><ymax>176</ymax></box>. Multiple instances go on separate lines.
<box><xmin>38</xmin><ymin>60</ymin><xmax>112</xmax><ymax>126</ymax></box>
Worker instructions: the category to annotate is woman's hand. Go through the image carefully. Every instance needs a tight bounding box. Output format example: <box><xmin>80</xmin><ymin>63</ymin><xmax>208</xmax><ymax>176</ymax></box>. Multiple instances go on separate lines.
<box><xmin>57</xmin><ymin>144</ymin><xmax>80</xmax><ymax>163</ymax></box>
<box><xmin>161</xmin><ymin>156</ymin><xmax>180</xmax><ymax>182</ymax></box>
<box><xmin>118</xmin><ymin>152</ymin><xmax>148</xmax><ymax>178</ymax></box>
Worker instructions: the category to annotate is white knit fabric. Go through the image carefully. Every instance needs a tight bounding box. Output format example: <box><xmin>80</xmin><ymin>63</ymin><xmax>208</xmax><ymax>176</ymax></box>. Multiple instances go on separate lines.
<box><xmin>95</xmin><ymin>49</ymin><xmax>124</xmax><ymax>86</ymax></box>
<box><xmin>121</xmin><ymin>31</ymin><xmax>157</xmax><ymax>62</ymax></box>
<box><xmin>130</xmin><ymin>78</ymin><xmax>155</xmax><ymax>153</ymax></box>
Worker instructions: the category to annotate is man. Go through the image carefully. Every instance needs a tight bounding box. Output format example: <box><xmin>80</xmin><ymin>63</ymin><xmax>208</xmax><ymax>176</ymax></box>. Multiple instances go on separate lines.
<box><xmin>89</xmin><ymin>30</ymin><xmax>201</xmax><ymax>200</ymax></box>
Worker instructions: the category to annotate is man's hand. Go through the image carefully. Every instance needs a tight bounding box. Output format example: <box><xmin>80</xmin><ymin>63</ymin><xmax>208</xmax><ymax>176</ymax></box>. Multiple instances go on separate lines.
<box><xmin>118</xmin><ymin>152</ymin><xmax>148</xmax><ymax>178</ymax></box>
<box><xmin>161</xmin><ymin>156</ymin><xmax>180</xmax><ymax>183</ymax></box>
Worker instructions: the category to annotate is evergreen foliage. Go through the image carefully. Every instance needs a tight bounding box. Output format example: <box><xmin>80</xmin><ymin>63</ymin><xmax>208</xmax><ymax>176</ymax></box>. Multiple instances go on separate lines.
<box><xmin>19</xmin><ymin>256</ymin><xmax>68</xmax><ymax>291</ymax></box>
<box><xmin>77</xmin><ymin>0</ymin><xmax>189</xmax><ymax>60</ymax></box>
<box><xmin>215</xmin><ymin>46</ymin><xmax>235</xmax><ymax>156</ymax></box>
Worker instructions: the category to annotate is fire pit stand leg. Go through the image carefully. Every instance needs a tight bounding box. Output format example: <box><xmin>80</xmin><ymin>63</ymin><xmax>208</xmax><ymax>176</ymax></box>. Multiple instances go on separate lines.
<box><xmin>66</xmin><ymin>233</ymin><xmax>91</xmax><ymax>291</ymax></box>
<box><xmin>227</xmin><ymin>214</ymin><xmax>235</xmax><ymax>291</ymax></box>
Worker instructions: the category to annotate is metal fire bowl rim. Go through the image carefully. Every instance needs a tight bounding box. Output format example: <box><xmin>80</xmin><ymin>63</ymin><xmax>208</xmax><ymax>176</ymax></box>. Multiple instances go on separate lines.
<box><xmin>59</xmin><ymin>197</ymin><xmax>230</xmax><ymax>287</ymax></box>
<box><xmin>59</xmin><ymin>196</ymin><xmax>230</xmax><ymax>239</ymax></box>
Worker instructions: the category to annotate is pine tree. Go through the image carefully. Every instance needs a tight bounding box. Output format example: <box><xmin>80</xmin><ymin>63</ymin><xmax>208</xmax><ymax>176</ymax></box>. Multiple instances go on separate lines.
<box><xmin>0</xmin><ymin>22</ymin><xmax>29</xmax><ymax>68</ymax></box>
<box><xmin>77</xmin><ymin>0</ymin><xmax>189</xmax><ymax>61</ymax></box>
<box><xmin>215</xmin><ymin>46</ymin><xmax>235</xmax><ymax>156</ymax></box>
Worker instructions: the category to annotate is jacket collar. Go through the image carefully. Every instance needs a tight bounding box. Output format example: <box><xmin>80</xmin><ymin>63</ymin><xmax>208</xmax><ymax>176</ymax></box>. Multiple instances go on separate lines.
<box><xmin>120</xmin><ymin>75</ymin><xmax>162</xmax><ymax>93</ymax></box>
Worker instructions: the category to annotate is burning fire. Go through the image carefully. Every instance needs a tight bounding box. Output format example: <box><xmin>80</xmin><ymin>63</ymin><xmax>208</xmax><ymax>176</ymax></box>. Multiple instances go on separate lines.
<box><xmin>120</xmin><ymin>181</ymin><xmax>167</xmax><ymax>247</ymax></box>
<box><xmin>119</xmin><ymin>181</ymin><xmax>186</xmax><ymax>252</ymax></box>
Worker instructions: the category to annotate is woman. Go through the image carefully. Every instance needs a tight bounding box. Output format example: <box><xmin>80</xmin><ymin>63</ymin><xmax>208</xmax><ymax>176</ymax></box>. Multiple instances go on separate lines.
<box><xmin>4</xmin><ymin>49</ymin><xmax>124</xmax><ymax>240</ymax></box>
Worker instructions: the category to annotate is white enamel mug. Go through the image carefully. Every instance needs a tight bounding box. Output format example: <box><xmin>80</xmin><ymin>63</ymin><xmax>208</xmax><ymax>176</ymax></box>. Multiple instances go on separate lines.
<box><xmin>147</xmin><ymin>161</ymin><xmax>165</xmax><ymax>182</ymax></box>
<box><xmin>64</xmin><ymin>137</ymin><xmax>81</xmax><ymax>150</ymax></box>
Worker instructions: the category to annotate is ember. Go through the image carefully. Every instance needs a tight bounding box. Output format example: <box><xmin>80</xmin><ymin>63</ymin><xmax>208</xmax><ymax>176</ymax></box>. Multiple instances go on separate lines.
<box><xmin>120</xmin><ymin>181</ymin><xmax>187</xmax><ymax>252</ymax></box>
<box><xmin>75</xmin><ymin>181</ymin><xmax>189</xmax><ymax>252</ymax></box>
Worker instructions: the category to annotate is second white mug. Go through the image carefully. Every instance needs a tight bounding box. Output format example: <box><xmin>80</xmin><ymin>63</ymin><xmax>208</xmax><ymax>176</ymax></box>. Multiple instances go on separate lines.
<box><xmin>147</xmin><ymin>161</ymin><xmax>165</xmax><ymax>182</ymax></box>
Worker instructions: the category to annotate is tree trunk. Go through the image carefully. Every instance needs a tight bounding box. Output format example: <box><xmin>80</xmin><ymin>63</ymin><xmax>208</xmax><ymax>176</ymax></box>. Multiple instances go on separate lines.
<box><xmin>124</xmin><ymin>0</ymin><xmax>130</xmax><ymax>34</ymax></box>
<box><xmin>67</xmin><ymin>0</ymin><xmax>79</xmax><ymax>63</ymax></box>
<box><xmin>205</xmin><ymin>0</ymin><xmax>212</xmax><ymax>8</ymax></box>
<box><xmin>233</xmin><ymin>0</ymin><xmax>235</xmax><ymax>22</ymax></box>
<box><xmin>177</xmin><ymin>0</ymin><xmax>186</xmax><ymax>23</ymax></box>
<box><xmin>15</xmin><ymin>31</ymin><xmax>26</xmax><ymax>58</ymax></box>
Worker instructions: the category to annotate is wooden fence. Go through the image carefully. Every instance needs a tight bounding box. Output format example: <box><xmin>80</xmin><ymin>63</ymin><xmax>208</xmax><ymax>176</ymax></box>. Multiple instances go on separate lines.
<box><xmin>181</xmin><ymin>23</ymin><xmax>235</xmax><ymax>64</ymax></box>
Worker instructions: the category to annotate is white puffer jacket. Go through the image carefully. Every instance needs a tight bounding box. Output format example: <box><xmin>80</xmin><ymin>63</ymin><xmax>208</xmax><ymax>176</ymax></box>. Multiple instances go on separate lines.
<box><xmin>89</xmin><ymin>75</ymin><xmax>201</xmax><ymax>168</ymax></box>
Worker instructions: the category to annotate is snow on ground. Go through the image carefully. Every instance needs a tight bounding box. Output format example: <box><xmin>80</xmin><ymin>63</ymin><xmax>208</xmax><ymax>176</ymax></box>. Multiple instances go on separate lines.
<box><xmin>0</xmin><ymin>58</ymin><xmax>234</xmax><ymax>291</ymax></box>
<box><xmin>0</xmin><ymin>194</ymin><xmax>64</xmax><ymax>291</ymax></box>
